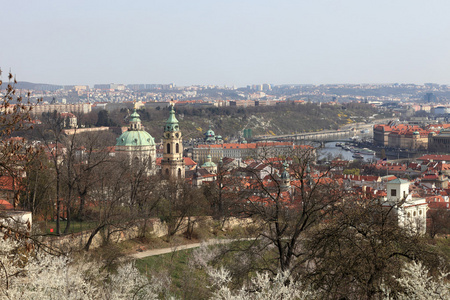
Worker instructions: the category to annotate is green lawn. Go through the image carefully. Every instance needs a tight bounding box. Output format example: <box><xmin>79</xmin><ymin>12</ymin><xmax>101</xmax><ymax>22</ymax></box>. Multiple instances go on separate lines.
<box><xmin>38</xmin><ymin>220</ymin><xmax>98</xmax><ymax>235</ymax></box>
<box><xmin>134</xmin><ymin>240</ymin><xmax>259</xmax><ymax>299</ymax></box>
<box><xmin>136</xmin><ymin>248</ymin><xmax>211</xmax><ymax>299</ymax></box>
<box><xmin>434</xmin><ymin>237</ymin><xmax>450</xmax><ymax>262</ymax></box>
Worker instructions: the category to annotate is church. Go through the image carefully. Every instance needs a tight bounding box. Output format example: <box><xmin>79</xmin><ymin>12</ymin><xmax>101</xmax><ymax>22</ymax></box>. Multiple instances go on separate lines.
<box><xmin>115</xmin><ymin>103</ymin><xmax>185</xmax><ymax>179</ymax></box>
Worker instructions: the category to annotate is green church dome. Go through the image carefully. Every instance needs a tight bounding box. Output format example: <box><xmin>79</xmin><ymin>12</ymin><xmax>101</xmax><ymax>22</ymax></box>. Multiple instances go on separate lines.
<box><xmin>116</xmin><ymin>109</ymin><xmax>155</xmax><ymax>146</ymax></box>
<box><xmin>204</xmin><ymin>126</ymin><xmax>216</xmax><ymax>143</ymax></box>
<box><xmin>280</xmin><ymin>162</ymin><xmax>290</xmax><ymax>180</ymax></box>
<box><xmin>116</xmin><ymin>130</ymin><xmax>155</xmax><ymax>147</ymax></box>
<box><xmin>202</xmin><ymin>155</ymin><xmax>217</xmax><ymax>168</ymax></box>
<box><xmin>205</xmin><ymin>129</ymin><xmax>215</xmax><ymax>137</ymax></box>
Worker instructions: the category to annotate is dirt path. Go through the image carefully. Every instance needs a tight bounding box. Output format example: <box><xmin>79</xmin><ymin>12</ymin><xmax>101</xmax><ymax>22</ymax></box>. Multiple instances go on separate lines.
<box><xmin>131</xmin><ymin>242</ymin><xmax>203</xmax><ymax>259</ymax></box>
<box><xmin>131</xmin><ymin>238</ymin><xmax>253</xmax><ymax>259</ymax></box>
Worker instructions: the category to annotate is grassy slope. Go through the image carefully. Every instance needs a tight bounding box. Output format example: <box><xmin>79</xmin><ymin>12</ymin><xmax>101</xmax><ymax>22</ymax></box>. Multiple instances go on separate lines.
<box><xmin>136</xmin><ymin>102</ymin><xmax>381</xmax><ymax>140</ymax></box>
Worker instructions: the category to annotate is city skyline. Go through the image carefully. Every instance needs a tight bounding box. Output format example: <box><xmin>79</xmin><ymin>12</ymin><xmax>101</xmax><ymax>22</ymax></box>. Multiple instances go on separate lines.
<box><xmin>2</xmin><ymin>1</ymin><xmax>450</xmax><ymax>86</ymax></box>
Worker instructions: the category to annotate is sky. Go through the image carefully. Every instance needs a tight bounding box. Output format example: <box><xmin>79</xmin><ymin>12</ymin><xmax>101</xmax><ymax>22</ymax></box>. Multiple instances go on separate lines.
<box><xmin>2</xmin><ymin>0</ymin><xmax>450</xmax><ymax>87</ymax></box>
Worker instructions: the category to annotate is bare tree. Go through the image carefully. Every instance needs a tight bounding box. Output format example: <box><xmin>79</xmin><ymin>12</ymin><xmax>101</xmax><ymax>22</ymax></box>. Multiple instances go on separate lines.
<box><xmin>38</xmin><ymin>110</ymin><xmax>67</xmax><ymax>235</ymax></box>
<box><xmin>219</xmin><ymin>146</ymin><xmax>342</xmax><ymax>276</ymax></box>
<box><xmin>20</xmin><ymin>151</ymin><xmax>55</xmax><ymax>219</ymax></box>
<box><xmin>305</xmin><ymin>196</ymin><xmax>435</xmax><ymax>299</ymax></box>
<box><xmin>62</xmin><ymin>130</ymin><xmax>116</xmax><ymax>224</ymax></box>
<box><xmin>83</xmin><ymin>155</ymin><xmax>161</xmax><ymax>250</ymax></box>
<box><xmin>202</xmin><ymin>161</ymin><xmax>240</xmax><ymax>225</ymax></box>
<box><xmin>0</xmin><ymin>70</ymin><xmax>39</xmax><ymax>210</ymax></box>
<box><xmin>83</xmin><ymin>158</ymin><xmax>132</xmax><ymax>251</ymax></box>
<box><xmin>428</xmin><ymin>207</ymin><xmax>450</xmax><ymax>239</ymax></box>
<box><xmin>157</xmin><ymin>179</ymin><xmax>209</xmax><ymax>238</ymax></box>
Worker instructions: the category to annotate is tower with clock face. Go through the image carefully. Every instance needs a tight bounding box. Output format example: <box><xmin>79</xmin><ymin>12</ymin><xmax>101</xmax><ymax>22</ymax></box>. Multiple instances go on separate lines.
<box><xmin>161</xmin><ymin>104</ymin><xmax>185</xmax><ymax>179</ymax></box>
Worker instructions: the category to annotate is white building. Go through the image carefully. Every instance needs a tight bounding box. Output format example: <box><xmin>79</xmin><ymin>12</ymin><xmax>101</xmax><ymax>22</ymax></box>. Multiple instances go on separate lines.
<box><xmin>383</xmin><ymin>178</ymin><xmax>427</xmax><ymax>235</ymax></box>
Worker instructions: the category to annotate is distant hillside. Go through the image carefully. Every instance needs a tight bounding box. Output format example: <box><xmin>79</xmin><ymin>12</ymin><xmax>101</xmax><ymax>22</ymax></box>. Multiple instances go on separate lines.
<box><xmin>0</xmin><ymin>81</ymin><xmax>63</xmax><ymax>91</ymax></box>
<box><xmin>108</xmin><ymin>102</ymin><xmax>382</xmax><ymax>141</ymax></box>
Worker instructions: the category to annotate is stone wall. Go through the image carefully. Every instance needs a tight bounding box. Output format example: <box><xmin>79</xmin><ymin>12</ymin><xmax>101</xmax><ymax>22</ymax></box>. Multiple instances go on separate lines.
<box><xmin>44</xmin><ymin>217</ymin><xmax>253</xmax><ymax>252</ymax></box>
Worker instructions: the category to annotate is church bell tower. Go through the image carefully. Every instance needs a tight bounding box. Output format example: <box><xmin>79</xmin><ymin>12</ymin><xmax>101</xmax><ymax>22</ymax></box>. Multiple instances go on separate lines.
<box><xmin>161</xmin><ymin>104</ymin><xmax>185</xmax><ymax>179</ymax></box>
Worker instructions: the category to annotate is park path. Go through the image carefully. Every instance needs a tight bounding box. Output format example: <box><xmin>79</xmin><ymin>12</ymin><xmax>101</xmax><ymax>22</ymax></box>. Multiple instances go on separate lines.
<box><xmin>131</xmin><ymin>242</ymin><xmax>203</xmax><ymax>259</ymax></box>
<box><xmin>131</xmin><ymin>238</ymin><xmax>253</xmax><ymax>259</ymax></box>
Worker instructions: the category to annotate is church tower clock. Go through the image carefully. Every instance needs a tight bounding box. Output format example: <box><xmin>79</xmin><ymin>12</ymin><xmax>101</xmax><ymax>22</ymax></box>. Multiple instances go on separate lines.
<box><xmin>161</xmin><ymin>104</ymin><xmax>185</xmax><ymax>179</ymax></box>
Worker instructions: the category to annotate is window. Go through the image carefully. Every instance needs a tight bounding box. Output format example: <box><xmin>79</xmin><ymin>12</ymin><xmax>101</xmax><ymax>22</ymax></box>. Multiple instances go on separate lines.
<box><xmin>419</xmin><ymin>210</ymin><xmax>422</xmax><ymax>215</ymax></box>
<box><xmin>178</xmin><ymin>168</ymin><xmax>181</xmax><ymax>178</ymax></box>
<box><xmin>391</xmin><ymin>189</ymin><xmax>397</xmax><ymax>197</ymax></box>
<box><xmin>413</xmin><ymin>211</ymin><xmax>416</xmax><ymax>217</ymax></box>
<box><xmin>167</xmin><ymin>143</ymin><xmax>171</xmax><ymax>154</ymax></box>
<box><xmin>176</xmin><ymin>143</ymin><xmax>179</xmax><ymax>153</ymax></box>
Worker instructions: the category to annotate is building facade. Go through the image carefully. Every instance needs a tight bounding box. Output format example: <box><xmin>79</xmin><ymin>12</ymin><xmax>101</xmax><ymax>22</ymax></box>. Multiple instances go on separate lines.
<box><xmin>374</xmin><ymin>123</ymin><xmax>430</xmax><ymax>149</ymax></box>
<box><xmin>384</xmin><ymin>179</ymin><xmax>427</xmax><ymax>235</ymax></box>
<box><xmin>30</xmin><ymin>103</ymin><xmax>91</xmax><ymax>116</ymax></box>
<box><xmin>193</xmin><ymin>142</ymin><xmax>313</xmax><ymax>165</ymax></box>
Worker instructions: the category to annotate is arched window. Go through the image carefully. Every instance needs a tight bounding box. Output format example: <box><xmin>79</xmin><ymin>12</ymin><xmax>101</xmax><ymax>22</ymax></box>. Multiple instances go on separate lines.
<box><xmin>178</xmin><ymin>168</ymin><xmax>182</xmax><ymax>178</ymax></box>
<box><xmin>176</xmin><ymin>143</ymin><xmax>179</xmax><ymax>153</ymax></box>
<box><xmin>165</xmin><ymin>169</ymin><xmax>169</xmax><ymax>177</ymax></box>
<box><xmin>167</xmin><ymin>143</ymin><xmax>171</xmax><ymax>154</ymax></box>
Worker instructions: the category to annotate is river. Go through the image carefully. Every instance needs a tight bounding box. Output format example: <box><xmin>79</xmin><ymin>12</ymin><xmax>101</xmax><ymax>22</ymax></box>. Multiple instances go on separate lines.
<box><xmin>318</xmin><ymin>141</ymin><xmax>379</xmax><ymax>162</ymax></box>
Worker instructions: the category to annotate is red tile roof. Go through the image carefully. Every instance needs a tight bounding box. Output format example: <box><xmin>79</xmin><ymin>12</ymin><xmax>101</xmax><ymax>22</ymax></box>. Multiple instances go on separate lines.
<box><xmin>0</xmin><ymin>200</ymin><xmax>13</xmax><ymax>210</ymax></box>
<box><xmin>334</xmin><ymin>174</ymin><xmax>380</xmax><ymax>182</ymax></box>
<box><xmin>183</xmin><ymin>157</ymin><xmax>197</xmax><ymax>166</ymax></box>
<box><xmin>0</xmin><ymin>176</ymin><xmax>21</xmax><ymax>191</ymax></box>
<box><xmin>417</xmin><ymin>154</ymin><xmax>450</xmax><ymax>162</ymax></box>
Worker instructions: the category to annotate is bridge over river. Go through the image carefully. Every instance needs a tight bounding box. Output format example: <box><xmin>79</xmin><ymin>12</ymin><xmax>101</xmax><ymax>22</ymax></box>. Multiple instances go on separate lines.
<box><xmin>254</xmin><ymin>123</ymin><xmax>375</xmax><ymax>143</ymax></box>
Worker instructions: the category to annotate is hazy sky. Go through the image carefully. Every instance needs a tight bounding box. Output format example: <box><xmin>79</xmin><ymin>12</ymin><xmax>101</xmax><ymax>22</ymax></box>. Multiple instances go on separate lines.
<box><xmin>2</xmin><ymin>0</ymin><xmax>450</xmax><ymax>87</ymax></box>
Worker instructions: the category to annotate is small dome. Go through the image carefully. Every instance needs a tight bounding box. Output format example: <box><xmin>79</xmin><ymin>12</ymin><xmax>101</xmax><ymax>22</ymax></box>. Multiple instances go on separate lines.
<box><xmin>202</xmin><ymin>154</ymin><xmax>217</xmax><ymax>168</ymax></box>
<box><xmin>202</xmin><ymin>160</ymin><xmax>217</xmax><ymax>168</ymax></box>
<box><xmin>281</xmin><ymin>170</ymin><xmax>290</xmax><ymax>180</ymax></box>
<box><xmin>281</xmin><ymin>162</ymin><xmax>290</xmax><ymax>180</ymax></box>
<box><xmin>205</xmin><ymin>129</ymin><xmax>215</xmax><ymax>137</ymax></box>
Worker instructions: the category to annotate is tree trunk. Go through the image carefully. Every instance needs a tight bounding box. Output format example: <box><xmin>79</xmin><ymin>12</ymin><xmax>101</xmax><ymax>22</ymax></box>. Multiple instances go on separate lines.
<box><xmin>56</xmin><ymin>170</ymin><xmax>61</xmax><ymax>235</ymax></box>
<box><xmin>79</xmin><ymin>194</ymin><xmax>86</xmax><ymax>220</ymax></box>
<box><xmin>84</xmin><ymin>224</ymin><xmax>106</xmax><ymax>251</ymax></box>
<box><xmin>64</xmin><ymin>205</ymin><xmax>71</xmax><ymax>234</ymax></box>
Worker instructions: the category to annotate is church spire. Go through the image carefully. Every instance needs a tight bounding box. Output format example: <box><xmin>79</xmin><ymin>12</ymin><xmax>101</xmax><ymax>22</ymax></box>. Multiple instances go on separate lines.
<box><xmin>280</xmin><ymin>161</ymin><xmax>290</xmax><ymax>191</ymax></box>
<box><xmin>161</xmin><ymin>102</ymin><xmax>185</xmax><ymax>179</ymax></box>
<box><xmin>165</xmin><ymin>103</ymin><xmax>179</xmax><ymax>132</ymax></box>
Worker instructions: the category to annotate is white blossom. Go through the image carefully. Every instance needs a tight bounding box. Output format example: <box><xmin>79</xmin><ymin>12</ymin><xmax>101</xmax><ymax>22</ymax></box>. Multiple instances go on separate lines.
<box><xmin>395</xmin><ymin>261</ymin><xmax>450</xmax><ymax>300</ymax></box>
<box><xmin>208</xmin><ymin>268</ymin><xmax>314</xmax><ymax>300</ymax></box>
<box><xmin>0</xmin><ymin>238</ymin><xmax>164</xmax><ymax>300</ymax></box>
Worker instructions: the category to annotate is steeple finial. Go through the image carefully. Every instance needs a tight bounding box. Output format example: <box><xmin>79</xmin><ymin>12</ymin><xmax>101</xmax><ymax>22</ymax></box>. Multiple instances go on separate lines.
<box><xmin>165</xmin><ymin>101</ymin><xmax>179</xmax><ymax>132</ymax></box>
